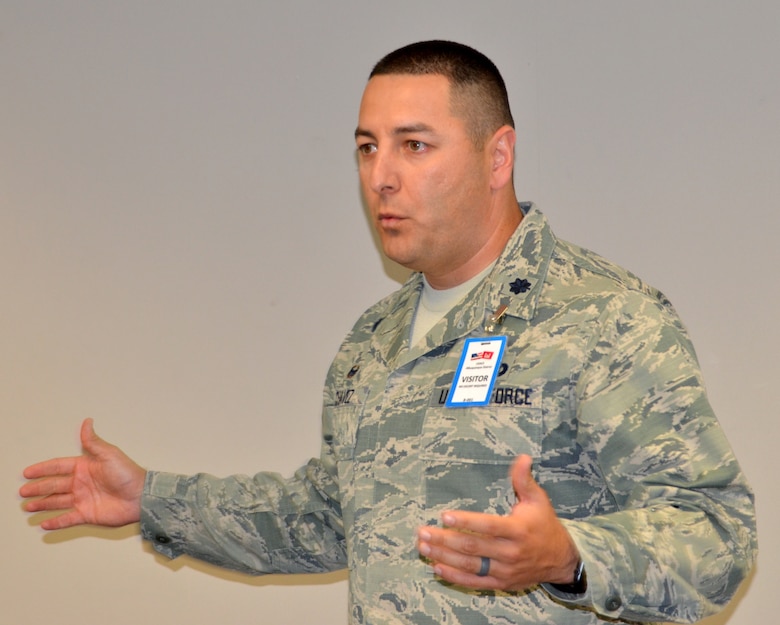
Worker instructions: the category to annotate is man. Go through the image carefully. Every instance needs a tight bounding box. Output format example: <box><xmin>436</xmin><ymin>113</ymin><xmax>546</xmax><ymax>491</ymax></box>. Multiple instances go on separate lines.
<box><xmin>20</xmin><ymin>40</ymin><xmax>756</xmax><ymax>624</ymax></box>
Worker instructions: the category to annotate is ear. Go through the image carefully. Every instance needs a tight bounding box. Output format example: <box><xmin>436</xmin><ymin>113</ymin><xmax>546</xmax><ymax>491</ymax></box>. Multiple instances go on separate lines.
<box><xmin>488</xmin><ymin>125</ymin><xmax>516</xmax><ymax>191</ymax></box>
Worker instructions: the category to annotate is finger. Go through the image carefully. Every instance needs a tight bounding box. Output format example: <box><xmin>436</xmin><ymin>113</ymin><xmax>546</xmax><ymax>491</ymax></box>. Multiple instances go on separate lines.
<box><xmin>440</xmin><ymin>510</ymin><xmax>516</xmax><ymax>540</ymax></box>
<box><xmin>22</xmin><ymin>457</ymin><xmax>77</xmax><ymax>481</ymax></box>
<box><xmin>39</xmin><ymin>510</ymin><xmax>85</xmax><ymax>531</ymax></box>
<box><xmin>418</xmin><ymin>526</ymin><xmax>505</xmax><ymax>576</ymax></box>
<box><xmin>81</xmin><ymin>418</ymin><xmax>103</xmax><ymax>454</ymax></box>
<box><xmin>430</xmin><ymin>561</ymin><xmax>498</xmax><ymax>590</ymax></box>
<box><xmin>19</xmin><ymin>474</ymin><xmax>74</xmax><ymax>499</ymax></box>
<box><xmin>510</xmin><ymin>454</ymin><xmax>543</xmax><ymax>503</ymax></box>
<box><xmin>420</xmin><ymin>534</ymin><xmax>493</xmax><ymax>572</ymax></box>
<box><xmin>421</xmin><ymin>524</ymin><xmax>491</xmax><ymax>555</ymax></box>
<box><xmin>23</xmin><ymin>492</ymin><xmax>74</xmax><ymax>513</ymax></box>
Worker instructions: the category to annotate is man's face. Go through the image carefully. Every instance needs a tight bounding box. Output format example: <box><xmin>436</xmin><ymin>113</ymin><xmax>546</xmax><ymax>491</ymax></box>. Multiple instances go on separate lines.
<box><xmin>355</xmin><ymin>74</ymin><xmax>496</xmax><ymax>282</ymax></box>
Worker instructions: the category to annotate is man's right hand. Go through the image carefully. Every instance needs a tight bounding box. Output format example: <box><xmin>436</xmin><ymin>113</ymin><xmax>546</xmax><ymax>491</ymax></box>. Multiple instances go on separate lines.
<box><xmin>19</xmin><ymin>418</ymin><xmax>146</xmax><ymax>530</ymax></box>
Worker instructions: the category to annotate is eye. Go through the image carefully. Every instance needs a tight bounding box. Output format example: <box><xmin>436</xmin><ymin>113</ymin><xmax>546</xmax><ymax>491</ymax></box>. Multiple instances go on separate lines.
<box><xmin>357</xmin><ymin>143</ymin><xmax>376</xmax><ymax>156</ymax></box>
<box><xmin>407</xmin><ymin>140</ymin><xmax>428</xmax><ymax>153</ymax></box>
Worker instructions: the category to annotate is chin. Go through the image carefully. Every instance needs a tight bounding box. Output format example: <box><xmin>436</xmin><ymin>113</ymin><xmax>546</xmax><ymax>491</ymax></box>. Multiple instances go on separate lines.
<box><xmin>383</xmin><ymin>251</ymin><xmax>418</xmax><ymax>271</ymax></box>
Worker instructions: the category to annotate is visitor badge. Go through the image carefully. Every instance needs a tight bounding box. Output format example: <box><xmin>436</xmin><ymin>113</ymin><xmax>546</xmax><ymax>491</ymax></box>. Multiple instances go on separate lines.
<box><xmin>446</xmin><ymin>336</ymin><xmax>507</xmax><ymax>407</ymax></box>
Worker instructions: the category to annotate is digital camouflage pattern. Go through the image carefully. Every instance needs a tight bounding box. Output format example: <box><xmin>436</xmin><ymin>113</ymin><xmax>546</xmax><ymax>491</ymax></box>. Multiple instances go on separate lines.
<box><xmin>142</xmin><ymin>205</ymin><xmax>756</xmax><ymax>624</ymax></box>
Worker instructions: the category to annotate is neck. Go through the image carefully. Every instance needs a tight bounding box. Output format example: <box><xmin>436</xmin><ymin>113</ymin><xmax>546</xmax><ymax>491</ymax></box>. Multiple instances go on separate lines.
<box><xmin>423</xmin><ymin>200</ymin><xmax>522</xmax><ymax>290</ymax></box>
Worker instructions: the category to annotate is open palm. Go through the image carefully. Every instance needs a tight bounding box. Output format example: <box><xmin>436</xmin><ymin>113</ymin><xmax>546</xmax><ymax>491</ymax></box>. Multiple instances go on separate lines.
<box><xmin>20</xmin><ymin>419</ymin><xmax>147</xmax><ymax>530</ymax></box>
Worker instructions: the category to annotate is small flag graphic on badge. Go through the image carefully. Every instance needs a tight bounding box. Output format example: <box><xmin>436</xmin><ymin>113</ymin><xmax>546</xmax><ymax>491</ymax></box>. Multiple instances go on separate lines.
<box><xmin>470</xmin><ymin>351</ymin><xmax>494</xmax><ymax>360</ymax></box>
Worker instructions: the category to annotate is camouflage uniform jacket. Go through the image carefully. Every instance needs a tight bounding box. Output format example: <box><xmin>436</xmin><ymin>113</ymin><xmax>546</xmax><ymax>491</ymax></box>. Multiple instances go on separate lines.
<box><xmin>141</xmin><ymin>204</ymin><xmax>756</xmax><ymax>624</ymax></box>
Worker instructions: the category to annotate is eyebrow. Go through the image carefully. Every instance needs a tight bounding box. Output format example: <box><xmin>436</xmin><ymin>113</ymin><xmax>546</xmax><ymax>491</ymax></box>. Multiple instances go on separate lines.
<box><xmin>354</xmin><ymin>123</ymin><xmax>437</xmax><ymax>140</ymax></box>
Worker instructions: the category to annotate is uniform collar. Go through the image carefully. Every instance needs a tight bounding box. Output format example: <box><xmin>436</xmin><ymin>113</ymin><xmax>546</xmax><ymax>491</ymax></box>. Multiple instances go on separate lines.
<box><xmin>482</xmin><ymin>202</ymin><xmax>554</xmax><ymax>323</ymax></box>
<box><xmin>371</xmin><ymin>203</ymin><xmax>556</xmax><ymax>368</ymax></box>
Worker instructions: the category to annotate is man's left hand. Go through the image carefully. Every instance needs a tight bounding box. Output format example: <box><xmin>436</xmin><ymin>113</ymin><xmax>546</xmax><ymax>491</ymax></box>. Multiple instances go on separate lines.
<box><xmin>416</xmin><ymin>454</ymin><xmax>580</xmax><ymax>591</ymax></box>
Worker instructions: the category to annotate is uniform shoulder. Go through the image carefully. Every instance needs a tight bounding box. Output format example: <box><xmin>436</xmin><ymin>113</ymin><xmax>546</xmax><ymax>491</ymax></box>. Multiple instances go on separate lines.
<box><xmin>549</xmin><ymin>236</ymin><xmax>672</xmax><ymax>308</ymax></box>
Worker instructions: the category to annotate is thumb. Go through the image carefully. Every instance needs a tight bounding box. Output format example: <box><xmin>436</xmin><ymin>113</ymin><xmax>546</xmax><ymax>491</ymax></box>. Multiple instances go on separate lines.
<box><xmin>511</xmin><ymin>454</ymin><xmax>544</xmax><ymax>504</ymax></box>
<box><xmin>80</xmin><ymin>418</ymin><xmax>105</xmax><ymax>455</ymax></box>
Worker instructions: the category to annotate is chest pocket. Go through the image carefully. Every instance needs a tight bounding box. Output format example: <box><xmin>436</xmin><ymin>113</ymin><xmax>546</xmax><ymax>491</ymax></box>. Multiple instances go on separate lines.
<box><xmin>323</xmin><ymin>387</ymin><xmax>368</xmax><ymax>462</ymax></box>
<box><xmin>420</xmin><ymin>399</ymin><xmax>542</xmax><ymax>516</ymax></box>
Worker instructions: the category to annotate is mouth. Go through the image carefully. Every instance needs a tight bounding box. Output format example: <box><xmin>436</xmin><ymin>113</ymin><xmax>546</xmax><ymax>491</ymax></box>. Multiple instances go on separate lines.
<box><xmin>377</xmin><ymin>212</ymin><xmax>405</xmax><ymax>229</ymax></box>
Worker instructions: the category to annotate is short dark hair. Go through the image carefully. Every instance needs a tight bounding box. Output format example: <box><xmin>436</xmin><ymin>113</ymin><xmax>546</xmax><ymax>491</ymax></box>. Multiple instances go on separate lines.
<box><xmin>370</xmin><ymin>40</ymin><xmax>514</xmax><ymax>147</ymax></box>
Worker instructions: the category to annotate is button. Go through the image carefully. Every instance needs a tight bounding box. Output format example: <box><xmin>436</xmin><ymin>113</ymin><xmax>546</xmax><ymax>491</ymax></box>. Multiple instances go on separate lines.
<box><xmin>605</xmin><ymin>596</ymin><xmax>622</xmax><ymax>611</ymax></box>
<box><xmin>155</xmin><ymin>534</ymin><xmax>171</xmax><ymax>544</ymax></box>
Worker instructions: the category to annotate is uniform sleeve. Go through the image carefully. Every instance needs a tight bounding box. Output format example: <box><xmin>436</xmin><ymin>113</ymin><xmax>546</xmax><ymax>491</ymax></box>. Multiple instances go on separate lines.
<box><xmin>139</xmin><ymin>452</ymin><xmax>347</xmax><ymax>576</ymax></box>
<box><xmin>547</xmin><ymin>292</ymin><xmax>757</xmax><ymax>622</ymax></box>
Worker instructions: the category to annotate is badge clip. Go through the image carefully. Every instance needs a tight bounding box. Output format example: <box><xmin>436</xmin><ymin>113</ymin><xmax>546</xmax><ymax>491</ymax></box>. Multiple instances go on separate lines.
<box><xmin>484</xmin><ymin>304</ymin><xmax>508</xmax><ymax>333</ymax></box>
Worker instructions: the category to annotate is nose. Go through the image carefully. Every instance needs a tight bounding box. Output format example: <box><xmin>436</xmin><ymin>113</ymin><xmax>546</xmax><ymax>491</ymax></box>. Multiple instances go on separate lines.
<box><xmin>366</xmin><ymin>148</ymin><xmax>399</xmax><ymax>195</ymax></box>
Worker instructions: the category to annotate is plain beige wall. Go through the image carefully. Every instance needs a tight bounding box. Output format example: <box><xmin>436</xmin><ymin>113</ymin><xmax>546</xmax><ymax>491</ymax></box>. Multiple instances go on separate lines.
<box><xmin>3</xmin><ymin>2</ymin><xmax>776</xmax><ymax>623</ymax></box>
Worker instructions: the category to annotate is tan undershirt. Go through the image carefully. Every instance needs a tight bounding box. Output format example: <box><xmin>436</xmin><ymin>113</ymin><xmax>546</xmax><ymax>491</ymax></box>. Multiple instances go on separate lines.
<box><xmin>410</xmin><ymin>262</ymin><xmax>495</xmax><ymax>346</ymax></box>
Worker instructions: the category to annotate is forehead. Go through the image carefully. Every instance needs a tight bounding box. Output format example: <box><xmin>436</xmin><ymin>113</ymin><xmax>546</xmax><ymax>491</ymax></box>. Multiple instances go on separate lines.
<box><xmin>358</xmin><ymin>74</ymin><xmax>458</xmax><ymax>130</ymax></box>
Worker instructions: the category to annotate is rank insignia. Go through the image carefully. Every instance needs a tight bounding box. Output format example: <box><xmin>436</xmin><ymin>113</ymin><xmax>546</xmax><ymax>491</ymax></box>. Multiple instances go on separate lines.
<box><xmin>509</xmin><ymin>278</ymin><xmax>531</xmax><ymax>294</ymax></box>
